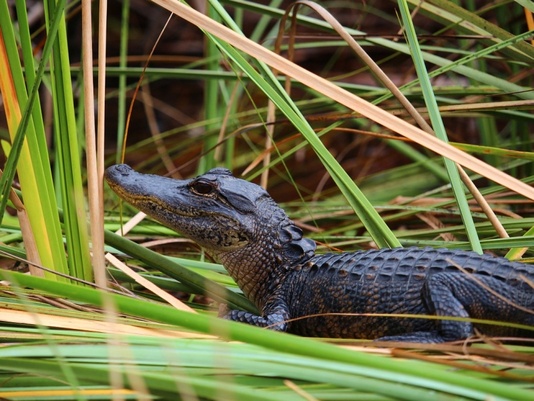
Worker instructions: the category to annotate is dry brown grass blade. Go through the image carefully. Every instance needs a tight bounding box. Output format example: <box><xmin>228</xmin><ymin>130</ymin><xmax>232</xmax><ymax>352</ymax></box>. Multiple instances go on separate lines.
<box><xmin>108</xmin><ymin>212</ymin><xmax>197</xmax><ymax>312</ymax></box>
<box><xmin>151</xmin><ymin>0</ymin><xmax>534</xmax><ymax>201</ymax></box>
<box><xmin>457</xmin><ymin>165</ymin><xmax>509</xmax><ymax>238</ymax></box>
<box><xmin>106</xmin><ymin>253</ymin><xmax>196</xmax><ymax>313</ymax></box>
<box><xmin>114</xmin><ymin>211</ymin><xmax>147</xmax><ymax>236</ymax></box>
<box><xmin>81</xmin><ymin>0</ymin><xmax>106</xmax><ymax>286</ymax></box>
<box><xmin>439</xmin><ymin>99</ymin><xmax>534</xmax><ymax>112</ymax></box>
<box><xmin>0</xmin><ymin>307</ymin><xmax>211</xmax><ymax>338</ymax></box>
<box><xmin>392</xmin><ymin>348</ymin><xmax>534</xmax><ymax>381</ymax></box>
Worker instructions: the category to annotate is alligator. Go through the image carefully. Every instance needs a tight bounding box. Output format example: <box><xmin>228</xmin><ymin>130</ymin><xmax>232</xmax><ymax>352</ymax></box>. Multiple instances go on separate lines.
<box><xmin>105</xmin><ymin>164</ymin><xmax>534</xmax><ymax>342</ymax></box>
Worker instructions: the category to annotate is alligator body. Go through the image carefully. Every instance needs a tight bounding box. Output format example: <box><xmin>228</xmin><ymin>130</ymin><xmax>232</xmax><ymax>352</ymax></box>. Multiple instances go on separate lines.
<box><xmin>106</xmin><ymin>164</ymin><xmax>534</xmax><ymax>342</ymax></box>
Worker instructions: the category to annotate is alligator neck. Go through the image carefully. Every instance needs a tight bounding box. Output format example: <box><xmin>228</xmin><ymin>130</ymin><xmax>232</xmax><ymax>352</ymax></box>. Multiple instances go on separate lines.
<box><xmin>212</xmin><ymin>196</ymin><xmax>316</xmax><ymax>308</ymax></box>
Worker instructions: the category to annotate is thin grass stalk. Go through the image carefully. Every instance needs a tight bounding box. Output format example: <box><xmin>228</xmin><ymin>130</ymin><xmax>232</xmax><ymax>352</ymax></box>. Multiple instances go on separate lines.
<box><xmin>116</xmin><ymin>0</ymin><xmax>130</xmax><ymax>164</ymax></box>
<box><xmin>215</xmin><ymin>80</ymin><xmax>239</xmax><ymax>167</ymax></box>
<box><xmin>96</xmin><ymin>0</ymin><xmax>110</xmax><ymax>285</ymax></box>
<box><xmin>80</xmin><ymin>5</ymin><xmax>123</xmax><ymax>390</ymax></box>
<box><xmin>200</xmin><ymin>3</ymin><xmax>223</xmax><ymax>173</ymax></box>
<box><xmin>138</xmin><ymin>15</ymin><xmax>182</xmax><ymax>179</ymax></box>
<box><xmin>81</xmin><ymin>0</ymin><xmax>106</xmax><ymax>287</ymax></box>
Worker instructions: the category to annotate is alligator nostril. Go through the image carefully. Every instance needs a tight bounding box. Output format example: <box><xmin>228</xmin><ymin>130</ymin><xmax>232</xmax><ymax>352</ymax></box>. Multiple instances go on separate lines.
<box><xmin>116</xmin><ymin>164</ymin><xmax>133</xmax><ymax>175</ymax></box>
<box><xmin>106</xmin><ymin>164</ymin><xmax>133</xmax><ymax>179</ymax></box>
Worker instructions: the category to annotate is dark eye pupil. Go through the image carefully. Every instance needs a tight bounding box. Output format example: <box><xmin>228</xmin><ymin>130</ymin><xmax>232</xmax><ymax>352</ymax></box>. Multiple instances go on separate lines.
<box><xmin>193</xmin><ymin>181</ymin><xmax>214</xmax><ymax>195</ymax></box>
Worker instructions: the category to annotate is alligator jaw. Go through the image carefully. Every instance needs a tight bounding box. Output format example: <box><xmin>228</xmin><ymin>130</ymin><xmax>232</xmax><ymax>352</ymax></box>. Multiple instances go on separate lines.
<box><xmin>105</xmin><ymin>164</ymin><xmax>195</xmax><ymax>218</ymax></box>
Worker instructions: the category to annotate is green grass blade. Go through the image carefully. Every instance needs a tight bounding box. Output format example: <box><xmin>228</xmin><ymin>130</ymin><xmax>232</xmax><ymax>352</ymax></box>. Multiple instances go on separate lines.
<box><xmin>0</xmin><ymin>0</ymin><xmax>69</xmax><ymax>279</ymax></box>
<box><xmin>116</xmin><ymin>0</ymin><xmax>131</xmax><ymax>164</ymax></box>
<box><xmin>398</xmin><ymin>0</ymin><xmax>481</xmax><ymax>253</ymax></box>
<box><xmin>200</xmin><ymin>4</ymin><xmax>223</xmax><ymax>172</ymax></box>
<box><xmin>43</xmin><ymin>0</ymin><xmax>92</xmax><ymax>281</ymax></box>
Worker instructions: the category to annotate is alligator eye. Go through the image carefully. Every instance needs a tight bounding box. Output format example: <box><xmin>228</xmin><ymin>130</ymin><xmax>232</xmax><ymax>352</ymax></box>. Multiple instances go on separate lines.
<box><xmin>190</xmin><ymin>180</ymin><xmax>215</xmax><ymax>196</ymax></box>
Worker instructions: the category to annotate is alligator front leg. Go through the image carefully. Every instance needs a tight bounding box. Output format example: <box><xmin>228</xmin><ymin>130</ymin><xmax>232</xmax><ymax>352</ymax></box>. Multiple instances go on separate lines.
<box><xmin>222</xmin><ymin>299</ymin><xmax>291</xmax><ymax>331</ymax></box>
<box><xmin>378</xmin><ymin>273</ymin><xmax>534</xmax><ymax>343</ymax></box>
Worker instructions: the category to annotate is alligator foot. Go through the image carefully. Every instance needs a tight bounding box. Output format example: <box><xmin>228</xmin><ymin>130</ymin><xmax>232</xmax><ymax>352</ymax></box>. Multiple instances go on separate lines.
<box><xmin>223</xmin><ymin>309</ymin><xmax>289</xmax><ymax>331</ymax></box>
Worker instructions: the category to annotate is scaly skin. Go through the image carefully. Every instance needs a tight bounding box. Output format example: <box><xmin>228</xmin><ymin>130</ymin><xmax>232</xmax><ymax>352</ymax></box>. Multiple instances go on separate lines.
<box><xmin>105</xmin><ymin>164</ymin><xmax>534</xmax><ymax>342</ymax></box>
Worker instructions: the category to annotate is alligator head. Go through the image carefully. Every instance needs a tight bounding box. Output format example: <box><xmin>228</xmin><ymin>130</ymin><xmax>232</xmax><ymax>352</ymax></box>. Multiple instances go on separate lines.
<box><xmin>105</xmin><ymin>164</ymin><xmax>316</xmax><ymax>305</ymax></box>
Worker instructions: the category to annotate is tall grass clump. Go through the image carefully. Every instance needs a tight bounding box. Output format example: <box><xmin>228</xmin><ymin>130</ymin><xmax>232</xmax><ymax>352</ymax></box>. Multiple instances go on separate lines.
<box><xmin>0</xmin><ymin>0</ymin><xmax>532</xmax><ymax>399</ymax></box>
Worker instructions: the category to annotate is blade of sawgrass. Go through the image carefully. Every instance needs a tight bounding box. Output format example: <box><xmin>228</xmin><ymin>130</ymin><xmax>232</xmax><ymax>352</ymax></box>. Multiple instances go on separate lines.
<box><xmin>397</xmin><ymin>0</ymin><xmax>481</xmax><ymax>253</ymax></box>
<box><xmin>0</xmin><ymin>0</ymin><xmax>69</xmax><ymax>280</ymax></box>
<box><xmin>44</xmin><ymin>0</ymin><xmax>93</xmax><ymax>282</ymax></box>
<box><xmin>2</xmin><ymin>269</ymin><xmax>534</xmax><ymax>401</ymax></box>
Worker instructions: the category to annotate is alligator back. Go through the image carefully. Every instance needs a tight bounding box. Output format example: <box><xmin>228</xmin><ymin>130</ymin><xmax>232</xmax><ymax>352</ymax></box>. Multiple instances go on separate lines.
<box><xmin>283</xmin><ymin>247</ymin><xmax>534</xmax><ymax>339</ymax></box>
